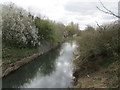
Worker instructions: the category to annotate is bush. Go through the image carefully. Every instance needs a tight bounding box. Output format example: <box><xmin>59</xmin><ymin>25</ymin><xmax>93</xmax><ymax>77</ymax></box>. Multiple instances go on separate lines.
<box><xmin>35</xmin><ymin>17</ymin><xmax>67</xmax><ymax>45</ymax></box>
<box><xmin>35</xmin><ymin>18</ymin><xmax>54</xmax><ymax>42</ymax></box>
<box><xmin>76</xmin><ymin>21</ymin><xmax>120</xmax><ymax>67</ymax></box>
<box><xmin>2</xmin><ymin>4</ymin><xmax>38</xmax><ymax>48</ymax></box>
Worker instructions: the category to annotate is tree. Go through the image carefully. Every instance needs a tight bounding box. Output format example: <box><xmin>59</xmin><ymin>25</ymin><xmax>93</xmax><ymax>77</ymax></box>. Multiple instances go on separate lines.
<box><xmin>65</xmin><ymin>22</ymin><xmax>79</xmax><ymax>36</ymax></box>
<box><xmin>2</xmin><ymin>4</ymin><xmax>38</xmax><ymax>48</ymax></box>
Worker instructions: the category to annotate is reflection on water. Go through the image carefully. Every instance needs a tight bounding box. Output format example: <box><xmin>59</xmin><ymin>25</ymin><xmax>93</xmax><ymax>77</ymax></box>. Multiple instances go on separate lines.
<box><xmin>3</xmin><ymin>41</ymin><xmax>77</xmax><ymax>88</ymax></box>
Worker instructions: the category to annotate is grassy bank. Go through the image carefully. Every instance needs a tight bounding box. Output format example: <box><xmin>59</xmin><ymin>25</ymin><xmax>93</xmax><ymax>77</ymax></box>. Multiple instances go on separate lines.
<box><xmin>2</xmin><ymin>46</ymin><xmax>38</xmax><ymax>72</ymax></box>
<box><xmin>73</xmin><ymin>21</ymin><xmax>120</xmax><ymax>88</ymax></box>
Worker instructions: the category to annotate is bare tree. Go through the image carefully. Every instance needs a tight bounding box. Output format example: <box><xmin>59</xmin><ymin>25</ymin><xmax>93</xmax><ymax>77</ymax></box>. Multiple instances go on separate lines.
<box><xmin>96</xmin><ymin>1</ymin><xmax>120</xmax><ymax>19</ymax></box>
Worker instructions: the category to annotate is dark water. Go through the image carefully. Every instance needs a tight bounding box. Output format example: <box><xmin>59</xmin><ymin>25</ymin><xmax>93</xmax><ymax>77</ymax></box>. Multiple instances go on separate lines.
<box><xmin>2</xmin><ymin>41</ymin><xmax>77</xmax><ymax>88</ymax></box>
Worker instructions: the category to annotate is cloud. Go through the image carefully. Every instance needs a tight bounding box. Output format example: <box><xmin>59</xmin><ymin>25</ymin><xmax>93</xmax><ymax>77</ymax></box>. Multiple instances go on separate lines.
<box><xmin>63</xmin><ymin>1</ymin><xmax>118</xmax><ymax>29</ymax></box>
<box><xmin>64</xmin><ymin>2</ymin><xmax>98</xmax><ymax>15</ymax></box>
<box><xmin>1</xmin><ymin>0</ymin><xmax>119</xmax><ymax>30</ymax></box>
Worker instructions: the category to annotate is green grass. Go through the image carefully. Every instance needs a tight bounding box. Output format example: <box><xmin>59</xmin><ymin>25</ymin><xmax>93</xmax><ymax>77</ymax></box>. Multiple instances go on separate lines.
<box><xmin>2</xmin><ymin>46</ymin><xmax>38</xmax><ymax>70</ymax></box>
<box><xmin>3</xmin><ymin>47</ymin><xmax>38</xmax><ymax>59</ymax></box>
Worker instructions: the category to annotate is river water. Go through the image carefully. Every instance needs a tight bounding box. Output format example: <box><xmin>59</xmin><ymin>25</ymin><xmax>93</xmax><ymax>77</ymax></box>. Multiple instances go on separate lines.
<box><xmin>3</xmin><ymin>41</ymin><xmax>77</xmax><ymax>88</ymax></box>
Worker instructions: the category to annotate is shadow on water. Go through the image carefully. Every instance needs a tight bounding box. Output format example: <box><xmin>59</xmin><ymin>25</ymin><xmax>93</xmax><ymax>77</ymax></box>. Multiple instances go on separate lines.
<box><xmin>2</xmin><ymin>45</ymin><xmax>61</xmax><ymax>88</ymax></box>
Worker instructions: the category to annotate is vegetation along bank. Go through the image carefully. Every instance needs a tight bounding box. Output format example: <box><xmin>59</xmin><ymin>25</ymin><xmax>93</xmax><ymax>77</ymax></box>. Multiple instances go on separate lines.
<box><xmin>2</xmin><ymin>3</ymin><xmax>80</xmax><ymax>77</ymax></box>
<box><xmin>73</xmin><ymin>22</ymin><xmax>120</xmax><ymax>88</ymax></box>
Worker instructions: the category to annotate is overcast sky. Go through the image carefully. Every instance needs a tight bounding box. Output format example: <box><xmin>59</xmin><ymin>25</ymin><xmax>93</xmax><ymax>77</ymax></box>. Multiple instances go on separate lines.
<box><xmin>1</xmin><ymin>0</ymin><xmax>119</xmax><ymax>30</ymax></box>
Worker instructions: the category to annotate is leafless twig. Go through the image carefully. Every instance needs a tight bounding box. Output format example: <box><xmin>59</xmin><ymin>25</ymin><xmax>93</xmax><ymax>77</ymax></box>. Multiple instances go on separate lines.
<box><xmin>96</xmin><ymin>0</ymin><xmax>120</xmax><ymax>18</ymax></box>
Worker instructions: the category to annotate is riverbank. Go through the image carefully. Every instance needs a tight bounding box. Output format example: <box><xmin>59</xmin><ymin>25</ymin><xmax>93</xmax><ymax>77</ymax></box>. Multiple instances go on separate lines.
<box><xmin>73</xmin><ymin>22</ymin><xmax>120</xmax><ymax>88</ymax></box>
<box><xmin>73</xmin><ymin>56</ymin><xmax>120</xmax><ymax>88</ymax></box>
<box><xmin>2</xmin><ymin>40</ymin><xmax>65</xmax><ymax>77</ymax></box>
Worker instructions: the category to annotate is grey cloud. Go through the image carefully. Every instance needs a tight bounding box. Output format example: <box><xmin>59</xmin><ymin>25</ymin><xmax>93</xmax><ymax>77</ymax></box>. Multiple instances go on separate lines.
<box><xmin>64</xmin><ymin>2</ymin><xmax>98</xmax><ymax>15</ymax></box>
<box><xmin>102</xmin><ymin>14</ymin><xmax>116</xmax><ymax>20</ymax></box>
<box><xmin>62</xmin><ymin>1</ymin><xmax>118</xmax><ymax>30</ymax></box>
<box><xmin>97</xmin><ymin>2</ymin><xmax>118</xmax><ymax>15</ymax></box>
<box><xmin>64</xmin><ymin>1</ymin><xmax>118</xmax><ymax>16</ymax></box>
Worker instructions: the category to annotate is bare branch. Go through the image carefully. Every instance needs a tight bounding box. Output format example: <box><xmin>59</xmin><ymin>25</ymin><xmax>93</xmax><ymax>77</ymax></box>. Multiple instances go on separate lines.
<box><xmin>95</xmin><ymin>21</ymin><xmax>101</xmax><ymax>29</ymax></box>
<box><xmin>97</xmin><ymin>1</ymin><xmax>120</xmax><ymax>18</ymax></box>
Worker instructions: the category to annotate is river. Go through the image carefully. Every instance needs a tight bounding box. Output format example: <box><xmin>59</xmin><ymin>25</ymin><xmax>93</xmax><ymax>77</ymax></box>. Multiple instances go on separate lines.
<box><xmin>2</xmin><ymin>41</ymin><xmax>77</xmax><ymax>88</ymax></box>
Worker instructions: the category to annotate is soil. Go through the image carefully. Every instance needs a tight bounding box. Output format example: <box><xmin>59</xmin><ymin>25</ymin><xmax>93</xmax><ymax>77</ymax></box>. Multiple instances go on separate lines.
<box><xmin>74</xmin><ymin>61</ymin><xmax>120</xmax><ymax>88</ymax></box>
